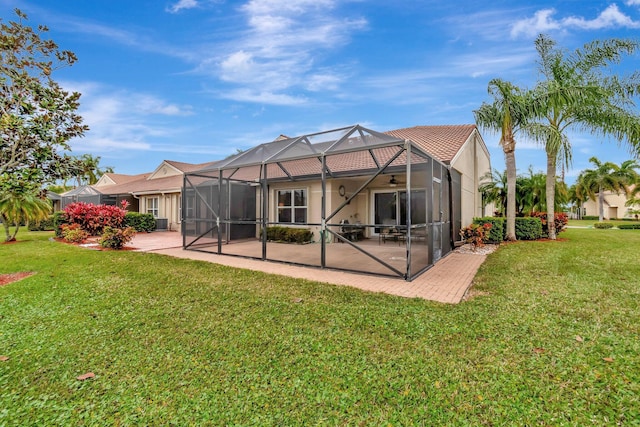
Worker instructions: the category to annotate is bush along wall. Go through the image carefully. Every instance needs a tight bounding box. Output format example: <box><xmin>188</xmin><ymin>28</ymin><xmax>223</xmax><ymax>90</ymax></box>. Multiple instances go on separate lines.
<box><xmin>473</xmin><ymin>217</ymin><xmax>505</xmax><ymax>243</ymax></box>
<box><xmin>263</xmin><ymin>226</ymin><xmax>313</xmax><ymax>244</ymax></box>
<box><xmin>124</xmin><ymin>212</ymin><xmax>156</xmax><ymax>232</ymax></box>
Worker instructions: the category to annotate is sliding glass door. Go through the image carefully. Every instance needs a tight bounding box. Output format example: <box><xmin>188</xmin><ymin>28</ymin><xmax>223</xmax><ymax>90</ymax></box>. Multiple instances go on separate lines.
<box><xmin>372</xmin><ymin>190</ymin><xmax>426</xmax><ymax>234</ymax></box>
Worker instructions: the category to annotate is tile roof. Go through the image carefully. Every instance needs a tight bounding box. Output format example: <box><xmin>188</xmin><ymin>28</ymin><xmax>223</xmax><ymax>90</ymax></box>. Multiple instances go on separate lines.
<box><xmin>384</xmin><ymin>124</ymin><xmax>477</xmax><ymax>163</ymax></box>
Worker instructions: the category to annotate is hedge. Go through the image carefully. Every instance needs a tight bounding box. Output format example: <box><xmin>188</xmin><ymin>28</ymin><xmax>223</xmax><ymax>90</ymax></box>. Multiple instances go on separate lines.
<box><xmin>124</xmin><ymin>212</ymin><xmax>156</xmax><ymax>232</ymax></box>
<box><xmin>473</xmin><ymin>217</ymin><xmax>505</xmax><ymax>243</ymax></box>
<box><xmin>27</xmin><ymin>215</ymin><xmax>56</xmax><ymax>231</ymax></box>
<box><xmin>474</xmin><ymin>216</ymin><xmax>546</xmax><ymax>241</ymax></box>
<box><xmin>514</xmin><ymin>217</ymin><xmax>543</xmax><ymax>240</ymax></box>
<box><xmin>263</xmin><ymin>226</ymin><xmax>313</xmax><ymax>244</ymax></box>
<box><xmin>593</xmin><ymin>222</ymin><xmax>614</xmax><ymax>229</ymax></box>
<box><xmin>582</xmin><ymin>215</ymin><xmax>599</xmax><ymax>220</ymax></box>
<box><xmin>618</xmin><ymin>223</ymin><xmax>640</xmax><ymax>229</ymax></box>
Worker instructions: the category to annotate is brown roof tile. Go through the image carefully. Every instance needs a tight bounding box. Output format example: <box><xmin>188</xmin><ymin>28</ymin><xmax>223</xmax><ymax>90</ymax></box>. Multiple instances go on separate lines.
<box><xmin>384</xmin><ymin>124</ymin><xmax>477</xmax><ymax>163</ymax></box>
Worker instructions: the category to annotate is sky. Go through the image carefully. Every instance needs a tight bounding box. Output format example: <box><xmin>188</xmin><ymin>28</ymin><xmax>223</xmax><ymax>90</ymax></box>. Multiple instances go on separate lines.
<box><xmin>3</xmin><ymin>0</ymin><xmax>640</xmax><ymax>184</ymax></box>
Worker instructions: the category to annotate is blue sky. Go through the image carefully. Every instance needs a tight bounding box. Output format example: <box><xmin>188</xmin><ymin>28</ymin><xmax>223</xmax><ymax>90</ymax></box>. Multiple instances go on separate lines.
<box><xmin>3</xmin><ymin>0</ymin><xmax>640</xmax><ymax>183</ymax></box>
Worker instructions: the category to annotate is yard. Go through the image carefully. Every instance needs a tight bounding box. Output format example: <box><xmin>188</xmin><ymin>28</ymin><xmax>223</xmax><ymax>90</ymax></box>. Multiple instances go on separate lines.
<box><xmin>1</xmin><ymin>228</ymin><xmax>639</xmax><ymax>425</ymax></box>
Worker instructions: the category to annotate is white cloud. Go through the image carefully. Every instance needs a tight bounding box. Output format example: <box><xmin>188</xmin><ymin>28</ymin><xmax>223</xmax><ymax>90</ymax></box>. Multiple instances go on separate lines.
<box><xmin>166</xmin><ymin>0</ymin><xmax>199</xmax><ymax>13</ymax></box>
<box><xmin>511</xmin><ymin>4</ymin><xmax>640</xmax><ymax>38</ymax></box>
<box><xmin>218</xmin><ymin>88</ymin><xmax>307</xmax><ymax>105</ymax></box>
<box><xmin>63</xmin><ymin>81</ymin><xmax>193</xmax><ymax>155</ymax></box>
<box><xmin>626</xmin><ymin>0</ymin><xmax>640</xmax><ymax>6</ymax></box>
<box><xmin>208</xmin><ymin>0</ymin><xmax>367</xmax><ymax>105</ymax></box>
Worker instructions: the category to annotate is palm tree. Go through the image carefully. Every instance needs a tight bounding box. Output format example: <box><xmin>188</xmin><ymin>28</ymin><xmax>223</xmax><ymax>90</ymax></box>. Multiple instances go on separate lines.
<box><xmin>567</xmin><ymin>183</ymin><xmax>588</xmax><ymax>219</ymax></box>
<box><xmin>529</xmin><ymin>35</ymin><xmax>640</xmax><ymax>239</ymax></box>
<box><xmin>475</xmin><ymin>79</ymin><xmax>530</xmax><ymax>241</ymax></box>
<box><xmin>478</xmin><ymin>169</ymin><xmax>508</xmax><ymax>216</ymax></box>
<box><xmin>517</xmin><ymin>167</ymin><xmax>546</xmax><ymax>214</ymax></box>
<box><xmin>71</xmin><ymin>154</ymin><xmax>114</xmax><ymax>186</ymax></box>
<box><xmin>0</xmin><ymin>190</ymin><xmax>52</xmax><ymax>242</ymax></box>
<box><xmin>576</xmin><ymin>157</ymin><xmax>640</xmax><ymax>221</ymax></box>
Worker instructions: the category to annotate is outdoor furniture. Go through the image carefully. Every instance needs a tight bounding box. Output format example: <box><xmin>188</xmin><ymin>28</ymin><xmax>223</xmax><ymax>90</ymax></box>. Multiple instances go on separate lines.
<box><xmin>338</xmin><ymin>220</ymin><xmax>365</xmax><ymax>242</ymax></box>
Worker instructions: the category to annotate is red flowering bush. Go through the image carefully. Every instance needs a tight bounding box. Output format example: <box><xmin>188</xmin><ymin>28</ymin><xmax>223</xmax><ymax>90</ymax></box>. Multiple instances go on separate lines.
<box><xmin>460</xmin><ymin>222</ymin><xmax>492</xmax><ymax>250</ymax></box>
<box><xmin>62</xmin><ymin>201</ymin><xmax>128</xmax><ymax>236</ymax></box>
<box><xmin>529</xmin><ymin>212</ymin><xmax>568</xmax><ymax>236</ymax></box>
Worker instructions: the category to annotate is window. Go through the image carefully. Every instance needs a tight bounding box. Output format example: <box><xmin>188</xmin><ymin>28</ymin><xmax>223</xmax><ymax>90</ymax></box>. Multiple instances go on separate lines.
<box><xmin>277</xmin><ymin>189</ymin><xmax>307</xmax><ymax>224</ymax></box>
<box><xmin>147</xmin><ymin>197</ymin><xmax>159</xmax><ymax>218</ymax></box>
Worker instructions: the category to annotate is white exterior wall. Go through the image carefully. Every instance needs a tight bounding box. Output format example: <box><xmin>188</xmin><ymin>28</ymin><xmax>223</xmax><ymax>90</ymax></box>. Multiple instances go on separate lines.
<box><xmin>451</xmin><ymin>130</ymin><xmax>492</xmax><ymax>226</ymax></box>
<box><xmin>583</xmin><ymin>191</ymin><xmax>638</xmax><ymax>219</ymax></box>
<box><xmin>141</xmin><ymin>192</ymin><xmax>182</xmax><ymax>232</ymax></box>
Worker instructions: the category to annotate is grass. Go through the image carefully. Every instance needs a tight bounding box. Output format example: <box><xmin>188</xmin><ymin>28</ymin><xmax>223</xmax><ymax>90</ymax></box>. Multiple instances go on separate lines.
<box><xmin>1</xmin><ymin>229</ymin><xmax>639</xmax><ymax>425</ymax></box>
<box><xmin>568</xmin><ymin>218</ymin><xmax>640</xmax><ymax>227</ymax></box>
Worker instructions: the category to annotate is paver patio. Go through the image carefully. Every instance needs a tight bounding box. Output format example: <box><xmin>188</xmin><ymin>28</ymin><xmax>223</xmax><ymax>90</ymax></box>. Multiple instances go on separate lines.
<box><xmin>129</xmin><ymin>231</ymin><xmax>489</xmax><ymax>304</ymax></box>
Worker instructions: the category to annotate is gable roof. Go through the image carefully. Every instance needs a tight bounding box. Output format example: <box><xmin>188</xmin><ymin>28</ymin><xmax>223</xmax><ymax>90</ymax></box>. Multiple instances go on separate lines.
<box><xmin>92</xmin><ymin>160</ymin><xmax>223</xmax><ymax>196</ymax></box>
<box><xmin>384</xmin><ymin>124</ymin><xmax>478</xmax><ymax>164</ymax></box>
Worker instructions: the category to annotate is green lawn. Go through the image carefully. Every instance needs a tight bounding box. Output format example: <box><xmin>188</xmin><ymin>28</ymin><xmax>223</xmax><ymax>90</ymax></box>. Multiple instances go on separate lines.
<box><xmin>1</xmin><ymin>229</ymin><xmax>639</xmax><ymax>425</ymax></box>
<box><xmin>568</xmin><ymin>218</ymin><xmax>640</xmax><ymax>227</ymax></box>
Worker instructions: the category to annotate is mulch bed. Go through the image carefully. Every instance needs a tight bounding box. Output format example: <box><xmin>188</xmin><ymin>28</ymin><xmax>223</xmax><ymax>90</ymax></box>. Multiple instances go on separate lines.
<box><xmin>0</xmin><ymin>272</ymin><xmax>35</xmax><ymax>287</ymax></box>
<box><xmin>54</xmin><ymin>237</ymin><xmax>138</xmax><ymax>251</ymax></box>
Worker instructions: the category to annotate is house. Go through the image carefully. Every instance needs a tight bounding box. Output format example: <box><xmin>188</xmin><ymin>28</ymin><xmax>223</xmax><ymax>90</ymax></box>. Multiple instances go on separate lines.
<box><xmin>61</xmin><ymin>160</ymin><xmax>217</xmax><ymax>231</ymax></box>
<box><xmin>579</xmin><ymin>187</ymin><xmax>639</xmax><ymax>219</ymax></box>
<box><xmin>182</xmin><ymin>124</ymin><xmax>491</xmax><ymax>281</ymax></box>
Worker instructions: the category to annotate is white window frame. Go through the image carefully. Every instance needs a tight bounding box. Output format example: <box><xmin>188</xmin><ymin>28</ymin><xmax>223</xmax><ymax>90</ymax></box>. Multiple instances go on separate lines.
<box><xmin>276</xmin><ymin>188</ymin><xmax>308</xmax><ymax>224</ymax></box>
<box><xmin>147</xmin><ymin>196</ymin><xmax>159</xmax><ymax>218</ymax></box>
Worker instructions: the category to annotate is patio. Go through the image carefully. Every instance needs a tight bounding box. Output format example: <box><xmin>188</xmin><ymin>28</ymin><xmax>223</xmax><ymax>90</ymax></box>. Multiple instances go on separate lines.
<box><xmin>130</xmin><ymin>231</ymin><xmax>489</xmax><ymax>304</ymax></box>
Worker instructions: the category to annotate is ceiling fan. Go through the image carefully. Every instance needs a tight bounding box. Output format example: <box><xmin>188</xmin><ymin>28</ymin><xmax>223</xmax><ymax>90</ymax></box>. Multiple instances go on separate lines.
<box><xmin>389</xmin><ymin>175</ymin><xmax>400</xmax><ymax>187</ymax></box>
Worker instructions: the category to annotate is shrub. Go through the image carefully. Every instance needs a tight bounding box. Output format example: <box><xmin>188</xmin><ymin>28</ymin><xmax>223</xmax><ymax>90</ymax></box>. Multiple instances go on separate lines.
<box><xmin>582</xmin><ymin>215</ymin><xmax>599</xmax><ymax>221</ymax></box>
<box><xmin>530</xmin><ymin>212</ymin><xmax>568</xmax><ymax>237</ymax></box>
<box><xmin>514</xmin><ymin>217</ymin><xmax>543</xmax><ymax>240</ymax></box>
<box><xmin>618</xmin><ymin>223</ymin><xmax>640</xmax><ymax>229</ymax></box>
<box><xmin>263</xmin><ymin>226</ymin><xmax>313</xmax><ymax>243</ymax></box>
<box><xmin>460</xmin><ymin>222</ymin><xmax>492</xmax><ymax>250</ymax></box>
<box><xmin>98</xmin><ymin>226</ymin><xmax>137</xmax><ymax>249</ymax></box>
<box><xmin>62</xmin><ymin>201</ymin><xmax>128</xmax><ymax>235</ymax></box>
<box><xmin>60</xmin><ymin>223</ymin><xmax>89</xmax><ymax>243</ymax></box>
<box><xmin>28</xmin><ymin>214</ymin><xmax>55</xmax><ymax>231</ymax></box>
<box><xmin>473</xmin><ymin>217</ymin><xmax>504</xmax><ymax>242</ymax></box>
<box><xmin>124</xmin><ymin>212</ymin><xmax>156</xmax><ymax>232</ymax></box>
<box><xmin>53</xmin><ymin>211</ymin><xmax>69</xmax><ymax>237</ymax></box>
<box><xmin>593</xmin><ymin>222</ymin><xmax>614</xmax><ymax>229</ymax></box>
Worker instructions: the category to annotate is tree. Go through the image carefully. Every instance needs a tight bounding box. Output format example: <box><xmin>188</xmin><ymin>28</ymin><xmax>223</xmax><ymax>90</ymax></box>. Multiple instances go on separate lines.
<box><xmin>478</xmin><ymin>169</ymin><xmax>508</xmax><ymax>216</ymax></box>
<box><xmin>576</xmin><ymin>157</ymin><xmax>640</xmax><ymax>221</ymax></box>
<box><xmin>71</xmin><ymin>154</ymin><xmax>114</xmax><ymax>186</ymax></box>
<box><xmin>0</xmin><ymin>9</ymin><xmax>88</xmax><ymax>190</ymax></box>
<box><xmin>528</xmin><ymin>35</ymin><xmax>640</xmax><ymax>239</ymax></box>
<box><xmin>475</xmin><ymin>79</ymin><xmax>530</xmax><ymax>241</ymax></box>
<box><xmin>0</xmin><ymin>183</ymin><xmax>51</xmax><ymax>242</ymax></box>
<box><xmin>516</xmin><ymin>167</ymin><xmax>546</xmax><ymax>214</ymax></box>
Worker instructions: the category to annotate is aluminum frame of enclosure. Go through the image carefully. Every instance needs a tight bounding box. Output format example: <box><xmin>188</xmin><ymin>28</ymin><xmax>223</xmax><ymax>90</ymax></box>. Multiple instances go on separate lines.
<box><xmin>182</xmin><ymin>125</ymin><xmax>460</xmax><ymax>281</ymax></box>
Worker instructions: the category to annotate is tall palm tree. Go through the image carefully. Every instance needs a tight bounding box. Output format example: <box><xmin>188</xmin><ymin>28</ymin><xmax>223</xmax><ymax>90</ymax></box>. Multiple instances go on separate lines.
<box><xmin>0</xmin><ymin>190</ymin><xmax>52</xmax><ymax>242</ymax></box>
<box><xmin>529</xmin><ymin>35</ymin><xmax>640</xmax><ymax>239</ymax></box>
<box><xmin>576</xmin><ymin>157</ymin><xmax>640</xmax><ymax>221</ymax></box>
<box><xmin>475</xmin><ymin>79</ymin><xmax>530</xmax><ymax>241</ymax></box>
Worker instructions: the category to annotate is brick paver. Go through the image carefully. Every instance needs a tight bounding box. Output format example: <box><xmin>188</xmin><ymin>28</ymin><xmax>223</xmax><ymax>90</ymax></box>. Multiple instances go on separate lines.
<box><xmin>131</xmin><ymin>232</ymin><xmax>487</xmax><ymax>304</ymax></box>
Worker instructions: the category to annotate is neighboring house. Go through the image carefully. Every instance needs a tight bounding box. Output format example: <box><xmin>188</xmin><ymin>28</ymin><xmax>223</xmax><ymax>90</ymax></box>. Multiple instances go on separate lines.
<box><xmin>95</xmin><ymin>160</ymin><xmax>218</xmax><ymax>231</ymax></box>
<box><xmin>580</xmin><ymin>187</ymin><xmax>639</xmax><ymax>219</ymax></box>
<box><xmin>61</xmin><ymin>160</ymin><xmax>217</xmax><ymax>232</ymax></box>
<box><xmin>182</xmin><ymin>124</ymin><xmax>491</xmax><ymax>281</ymax></box>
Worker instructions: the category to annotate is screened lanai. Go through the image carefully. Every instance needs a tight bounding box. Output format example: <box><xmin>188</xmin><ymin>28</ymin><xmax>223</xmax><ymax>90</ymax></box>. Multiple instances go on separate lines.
<box><xmin>182</xmin><ymin>125</ymin><xmax>462</xmax><ymax>281</ymax></box>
